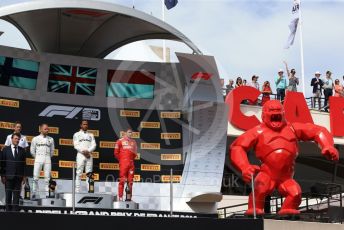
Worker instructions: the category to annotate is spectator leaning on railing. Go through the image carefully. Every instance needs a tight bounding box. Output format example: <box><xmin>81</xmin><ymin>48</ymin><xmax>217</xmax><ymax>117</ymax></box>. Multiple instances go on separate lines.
<box><xmin>323</xmin><ymin>71</ymin><xmax>334</xmax><ymax>112</ymax></box>
<box><xmin>284</xmin><ymin>61</ymin><xmax>299</xmax><ymax>92</ymax></box>
<box><xmin>311</xmin><ymin>71</ymin><xmax>324</xmax><ymax>110</ymax></box>
<box><xmin>248</xmin><ymin>75</ymin><xmax>260</xmax><ymax>105</ymax></box>
<box><xmin>275</xmin><ymin>69</ymin><xmax>287</xmax><ymax>101</ymax></box>
<box><xmin>334</xmin><ymin>79</ymin><xmax>344</xmax><ymax>97</ymax></box>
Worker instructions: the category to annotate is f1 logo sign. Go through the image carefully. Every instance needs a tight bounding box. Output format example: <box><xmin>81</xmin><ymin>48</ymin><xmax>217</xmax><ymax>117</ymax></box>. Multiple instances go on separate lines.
<box><xmin>191</xmin><ymin>72</ymin><xmax>213</xmax><ymax>81</ymax></box>
<box><xmin>78</xmin><ymin>197</ymin><xmax>103</xmax><ymax>204</ymax></box>
<box><xmin>39</xmin><ymin>105</ymin><xmax>82</xmax><ymax>119</ymax></box>
<box><xmin>39</xmin><ymin>105</ymin><xmax>101</xmax><ymax>121</ymax></box>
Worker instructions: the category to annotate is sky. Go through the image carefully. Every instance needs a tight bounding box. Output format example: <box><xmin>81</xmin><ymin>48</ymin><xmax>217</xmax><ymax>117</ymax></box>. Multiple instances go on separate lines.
<box><xmin>0</xmin><ymin>0</ymin><xmax>344</xmax><ymax>97</ymax></box>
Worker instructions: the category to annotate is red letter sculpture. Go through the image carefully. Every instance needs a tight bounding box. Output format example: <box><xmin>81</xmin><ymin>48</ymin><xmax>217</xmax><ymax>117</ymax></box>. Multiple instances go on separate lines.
<box><xmin>230</xmin><ymin>100</ymin><xmax>339</xmax><ymax>215</ymax></box>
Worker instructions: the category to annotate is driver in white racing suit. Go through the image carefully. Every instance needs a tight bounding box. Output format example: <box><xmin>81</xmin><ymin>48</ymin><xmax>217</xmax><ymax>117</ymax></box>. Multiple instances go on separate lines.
<box><xmin>73</xmin><ymin>120</ymin><xmax>96</xmax><ymax>192</ymax></box>
<box><xmin>31</xmin><ymin>124</ymin><xmax>55</xmax><ymax>196</ymax></box>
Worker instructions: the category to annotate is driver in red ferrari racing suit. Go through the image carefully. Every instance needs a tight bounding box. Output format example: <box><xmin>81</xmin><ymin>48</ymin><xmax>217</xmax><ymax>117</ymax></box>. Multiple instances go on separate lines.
<box><xmin>114</xmin><ymin>129</ymin><xmax>137</xmax><ymax>201</ymax></box>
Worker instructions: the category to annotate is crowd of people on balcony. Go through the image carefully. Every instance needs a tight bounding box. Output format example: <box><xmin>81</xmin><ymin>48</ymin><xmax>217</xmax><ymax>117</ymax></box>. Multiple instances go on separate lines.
<box><xmin>224</xmin><ymin>61</ymin><xmax>344</xmax><ymax>111</ymax></box>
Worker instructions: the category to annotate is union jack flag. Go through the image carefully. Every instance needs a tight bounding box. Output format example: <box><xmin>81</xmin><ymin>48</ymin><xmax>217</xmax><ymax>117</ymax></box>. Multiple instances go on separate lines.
<box><xmin>48</xmin><ymin>64</ymin><xmax>97</xmax><ymax>96</ymax></box>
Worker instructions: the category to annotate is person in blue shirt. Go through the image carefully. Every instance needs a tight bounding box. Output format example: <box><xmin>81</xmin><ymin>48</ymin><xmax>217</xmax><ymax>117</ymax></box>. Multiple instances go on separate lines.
<box><xmin>275</xmin><ymin>69</ymin><xmax>287</xmax><ymax>101</ymax></box>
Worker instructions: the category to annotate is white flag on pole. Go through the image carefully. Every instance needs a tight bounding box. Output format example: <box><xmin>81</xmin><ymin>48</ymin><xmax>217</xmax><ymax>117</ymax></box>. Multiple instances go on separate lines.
<box><xmin>285</xmin><ymin>0</ymin><xmax>300</xmax><ymax>49</ymax></box>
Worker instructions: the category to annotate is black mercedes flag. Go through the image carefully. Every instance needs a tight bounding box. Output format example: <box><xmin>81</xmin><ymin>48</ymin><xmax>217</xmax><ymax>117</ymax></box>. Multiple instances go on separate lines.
<box><xmin>165</xmin><ymin>0</ymin><xmax>178</xmax><ymax>10</ymax></box>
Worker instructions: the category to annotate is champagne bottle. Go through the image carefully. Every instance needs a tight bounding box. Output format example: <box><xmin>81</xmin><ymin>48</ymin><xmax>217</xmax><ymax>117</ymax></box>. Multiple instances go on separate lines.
<box><xmin>88</xmin><ymin>172</ymin><xmax>94</xmax><ymax>193</ymax></box>
<box><xmin>125</xmin><ymin>183</ymin><xmax>131</xmax><ymax>201</ymax></box>
<box><xmin>24</xmin><ymin>178</ymin><xmax>31</xmax><ymax>200</ymax></box>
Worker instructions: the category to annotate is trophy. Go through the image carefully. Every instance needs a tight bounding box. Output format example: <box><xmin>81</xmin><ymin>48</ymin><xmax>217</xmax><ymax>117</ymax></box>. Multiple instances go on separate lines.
<box><xmin>48</xmin><ymin>179</ymin><xmax>57</xmax><ymax>198</ymax></box>
<box><xmin>87</xmin><ymin>172</ymin><xmax>95</xmax><ymax>193</ymax></box>
<box><xmin>24</xmin><ymin>178</ymin><xmax>31</xmax><ymax>200</ymax></box>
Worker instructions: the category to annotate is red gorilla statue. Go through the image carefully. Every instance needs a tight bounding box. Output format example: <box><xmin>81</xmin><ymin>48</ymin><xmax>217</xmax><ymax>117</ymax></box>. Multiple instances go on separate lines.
<box><xmin>230</xmin><ymin>100</ymin><xmax>339</xmax><ymax>215</ymax></box>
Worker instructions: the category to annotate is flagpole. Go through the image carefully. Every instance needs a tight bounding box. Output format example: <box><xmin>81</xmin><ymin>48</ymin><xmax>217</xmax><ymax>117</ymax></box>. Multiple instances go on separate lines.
<box><xmin>298</xmin><ymin>1</ymin><xmax>306</xmax><ymax>96</ymax></box>
<box><xmin>162</xmin><ymin>0</ymin><xmax>166</xmax><ymax>62</ymax></box>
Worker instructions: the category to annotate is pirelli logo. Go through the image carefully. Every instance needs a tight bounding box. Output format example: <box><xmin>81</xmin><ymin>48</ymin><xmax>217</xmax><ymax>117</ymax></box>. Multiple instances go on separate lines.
<box><xmin>161</xmin><ymin>175</ymin><xmax>182</xmax><ymax>183</ymax></box>
<box><xmin>0</xmin><ymin>99</ymin><xmax>19</xmax><ymax>108</ymax></box>
<box><xmin>59</xmin><ymin>160</ymin><xmax>75</xmax><ymax>168</ymax></box>
<box><xmin>59</xmin><ymin>138</ymin><xmax>73</xmax><ymax>146</ymax></box>
<box><xmin>161</xmin><ymin>133</ymin><xmax>181</xmax><ymax>140</ymax></box>
<box><xmin>53</xmin><ymin>149</ymin><xmax>59</xmax><ymax>157</ymax></box>
<box><xmin>141</xmin><ymin>164</ymin><xmax>161</xmax><ymax>171</ymax></box>
<box><xmin>120</xmin><ymin>131</ymin><xmax>140</xmax><ymax>139</ymax></box>
<box><xmin>140</xmin><ymin>143</ymin><xmax>160</xmax><ymax>150</ymax></box>
<box><xmin>81</xmin><ymin>173</ymin><xmax>99</xmax><ymax>181</ymax></box>
<box><xmin>160</xmin><ymin>112</ymin><xmax>181</xmax><ymax>119</ymax></box>
<box><xmin>38</xmin><ymin>126</ymin><xmax>59</xmax><ymax>134</ymax></box>
<box><xmin>135</xmin><ymin>153</ymin><xmax>141</xmax><ymax>160</ymax></box>
<box><xmin>88</xmin><ymin>130</ymin><xmax>99</xmax><ymax>137</ymax></box>
<box><xmin>100</xmin><ymin>141</ymin><xmax>115</xmax><ymax>149</ymax></box>
<box><xmin>0</xmin><ymin>121</ymin><xmax>15</xmax><ymax>130</ymax></box>
<box><xmin>140</xmin><ymin>122</ymin><xmax>160</xmax><ymax>129</ymax></box>
<box><xmin>161</xmin><ymin>154</ymin><xmax>182</xmax><ymax>161</ymax></box>
<box><xmin>40</xmin><ymin>171</ymin><xmax>59</xmax><ymax>179</ymax></box>
<box><xmin>134</xmin><ymin>175</ymin><xmax>141</xmax><ymax>182</ymax></box>
<box><xmin>92</xmin><ymin>152</ymin><xmax>99</xmax><ymax>159</ymax></box>
<box><xmin>99</xmin><ymin>163</ymin><xmax>119</xmax><ymax>170</ymax></box>
<box><xmin>26</xmin><ymin>158</ymin><xmax>35</xmax><ymax>166</ymax></box>
<box><xmin>26</xmin><ymin>136</ymin><xmax>34</xmax><ymax>143</ymax></box>
<box><xmin>120</xmin><ymin>110</ymin><xmax>140</xmax><ymax>117</ymax></box>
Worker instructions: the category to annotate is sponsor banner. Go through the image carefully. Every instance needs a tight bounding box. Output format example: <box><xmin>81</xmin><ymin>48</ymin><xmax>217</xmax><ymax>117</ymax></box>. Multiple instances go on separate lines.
<box><xmin>160</xmin><ymin>112</ymin><xmax>181</xmax><ymax>119</ymax></box>
<box><xmin>26</xmin><ymin>158</ymin><xmax>35</xmax><ymax>166</ymax></box>
<box><xmin>0</xmin><ymin>121</ymin><xmax>15</xmax><ymax>130</ymax></box>
<box><xmin>161</xmin><ymin>154</ymin><xmax>182</xmax><ymax>161</ymax></box>
<box><xmin>120</xmin><ymin>131</ymin><xmax>140</xmax><ymax>139</ymax></box>
<box><xmin>18</xmin><ymin>207</ymin><xmax>216</xmax><ymax>218</ymax></box>
<box><xmin>140</xmin><ymin>122</ymin><xmax>160</xmax><ymax>129</ymax></box>
<box><xmin>59</xmin><ymin>160</ymin><xmax>75</xmax><ymax>168</ymax></box>
<box><xmin>26</xmin><ymin>136</ymin><xmax>34</xmax><ymax>143</ymax></box>
<box><xmin>135</xmin><ymin>153</ymin><xmax>140</xmax><ymax>160</ymax></box>
<box><xmin>134</xmin><ymin>175</ymin><xmax>141</xmax><ymax>182</ymax></box>
<box><xmin>140</xmin><ymin>143</ymin><xmax>160</xmax><ymax>150</ymax></box>
<box><xmin>59</xmin><ymin>138</ymin><xmax>73</xmax><ymax>146</ymax></box>
<box><xmin>40</xmin><ymin>171</ymin><xmax>59</xmax><ymax>179</ymax></box>
<box><xmin>53</xmin><ymin>149</ymin><xmax>59</xmax><ymax>157</ymax></box>
<box><xmin>88</xmin><ymin>130</ymin><xmax>99</xmax><ymax>137</ymax></box>
<box><xmin>120</xmin><ymin>110</ymin><xmax>140</xmax><ymax>117</ymax></box>
<box><xmin>141</xmin><ymin>164</ymin><xmax>161</xmax><ymax>171</ymax></box>
<box><xmin>99</xmin><ymin>163</ymin><xmax>119</xmax><ymax>170</ymax></box>
<box><xmin>161</xmin><ymin>175</ymin><xmax>182</xmax><ymax>183</ymax></box>
<box><xmin>161</xmin><ymin>133</ymin><xmax>181</xmax><ymax>140</ymax></box>
<box><xmin>38</xmin><ymin>126</ymin><xmax>59</xmax><ymax>134</ymax></box>
<box><xmin>81</xmin><ymin>173</ymin><xmax>99</xmax><ymax>181</ymax></box>
<box><xmin>92</xmin><ymin>152</ymin><xmax>99</xmax><ymax>159</ymax></box>
<box><xmin>0</xmin><ymin>99</ymin><xmax>19</xmax><ymax>108</ymax></box>
<box><xmin>100</xmin><ymin>141</ymin><xmax>115</xmax><ymax>149</ymax></box>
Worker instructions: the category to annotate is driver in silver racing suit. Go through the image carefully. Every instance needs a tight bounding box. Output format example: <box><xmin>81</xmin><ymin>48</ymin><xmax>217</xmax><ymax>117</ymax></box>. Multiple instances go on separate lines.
<box><xmin>73</xmin><ymin>120</ymin><xmax>96</xmax><ymax>192</ymax></box>
<box><xmin>31</xmin><ymin>124</ymin><xmax>55</xmax><ymax>196</ymax></box>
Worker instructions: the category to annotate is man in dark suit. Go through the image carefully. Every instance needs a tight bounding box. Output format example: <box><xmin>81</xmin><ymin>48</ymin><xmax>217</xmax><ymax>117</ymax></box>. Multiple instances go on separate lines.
<box><xmin>1</xmin><ymin>133</ymin><xmax>26</xmax><ymax>211</ymax></box>
<box><xmin>311</xmin><ymin>71</ymin><xmax>324</xmax><ymax>110</ymax></box>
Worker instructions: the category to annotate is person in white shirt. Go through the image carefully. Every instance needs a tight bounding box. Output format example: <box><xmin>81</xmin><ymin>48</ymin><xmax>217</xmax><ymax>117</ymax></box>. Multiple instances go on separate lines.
<box><xmin>248</xmin><ymin>75</ymin><xmax>260</xmax><ymax>90</ymax></box>
<box><xmin>73</xmin><ymin>120</ymin><xmax>96</xmax><ymax>193</ymax></box>
<box><xmin>30</xmin><ymin>124</ymin><xmax>55</xmax><ymax>196</ymax></box>
<box><xmin>3</xmin><ymin>121</ymin><xmax>29</xmax><ymax>151</ymax></box>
